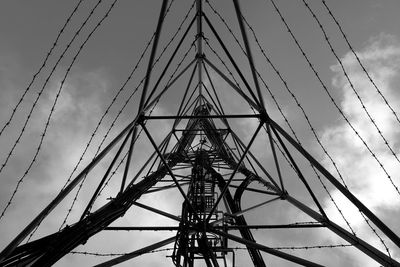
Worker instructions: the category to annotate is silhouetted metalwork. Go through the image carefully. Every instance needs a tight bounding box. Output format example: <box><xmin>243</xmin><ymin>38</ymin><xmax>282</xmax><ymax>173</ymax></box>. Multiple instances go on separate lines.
<box><xmin>1</xmin><ymin>0</ymin><xmax>399</xmax><ymax>266</ymax></box>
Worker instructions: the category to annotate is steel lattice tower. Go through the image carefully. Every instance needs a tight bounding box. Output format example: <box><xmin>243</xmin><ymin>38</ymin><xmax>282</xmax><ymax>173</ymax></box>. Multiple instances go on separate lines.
<box><xmin>0</xmin><ymin>0</ymin><xmax>400</xmax><ymax>266</ymax></box>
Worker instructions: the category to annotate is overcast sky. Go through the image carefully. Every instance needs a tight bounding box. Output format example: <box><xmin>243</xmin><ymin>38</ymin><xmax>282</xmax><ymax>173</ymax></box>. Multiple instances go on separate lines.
<box><xmin>1</xmin><ymin>0</ymin><xmax>400</xmax><ymax>266</ymax></box>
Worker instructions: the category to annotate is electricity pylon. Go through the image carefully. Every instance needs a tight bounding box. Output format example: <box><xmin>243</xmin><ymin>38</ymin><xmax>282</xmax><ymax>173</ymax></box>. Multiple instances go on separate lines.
<box><xmin>1</xmin><ymin>0</ymin><xmax>399</xmax><ymax>266</ymax></box>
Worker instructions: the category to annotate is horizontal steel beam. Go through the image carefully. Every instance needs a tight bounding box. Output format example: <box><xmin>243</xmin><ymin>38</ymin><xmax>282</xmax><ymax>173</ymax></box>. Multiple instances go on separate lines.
<box><xmin>105</xmin><ymin>226</ymin><xmax>179</xmax><ymax>231</ymax></box>
<box><xmin>173</xmin><ymin>128</ymin><xmax>229</xmax><ymax>132</ymax></box>
<box><xmin>145</xmin><ymin>114</ymin><xmax>260</xmax><ymax>120</ymax></box>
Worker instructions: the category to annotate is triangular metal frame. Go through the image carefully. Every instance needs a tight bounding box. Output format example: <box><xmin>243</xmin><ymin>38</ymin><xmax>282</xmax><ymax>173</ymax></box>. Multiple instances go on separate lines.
<box><xmin>1</xmin><ymin>0</ymin><xmax>399</xmax><ymax>266</ymax></box>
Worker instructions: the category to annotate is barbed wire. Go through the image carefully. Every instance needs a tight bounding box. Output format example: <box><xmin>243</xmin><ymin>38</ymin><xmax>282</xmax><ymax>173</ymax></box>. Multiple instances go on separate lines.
<box><xmin>204</xmin><ymin>40</ymin><xmax>242</xmax><ymax>94</ymax></box>
<box><xmin>268</xmin><ymin>0</ymin><xmax>400</xmax><ymax>198</ymax></box>
<box><xmin>57</xmin><ymin>0</ymin><xmax>196</xmax><ymax>229</ymax></box>
<box><xmin>70</xmin><ymin>242</ymin><xmax>353</xmax><ymax>257</ymax></box>
<box><xmin>95</xmin><ymin>40</ymin><xmax>197</xmax><ymax>208</ymax></box>
<box><xmin>206</xmin><ymin>5</ymin><xmax>397</xmax><ymax>256</ymax></box>
<box><xmin>321</xmin><ymin>0</ymin><xmax>400</xmax><ymax>127</ymax></box>
<box><xmin>0</xmin><ymin>0</ymin><xmax>106</xmax><ymax>222</ymax></box>
<box><xmin>205</xmin><ymin>0</ymin><xmax>355</xmax><ymax>234</ymax></box>
<box><xmin>205</xmin><ymin>30</ymin><xmax>297</xmax><ymax>183</ymax></box>
<box><xmin>190</xmin><ymin>0</ymin><xmax>392</xmax><ymax>258</ymax></box>
<box><xmin>0</xmin><ymin>0</ymin><xmax>85</xmax><ymax>139</ymax></box>
<box><xmin>2</xmin><ymin>1</ymin><xmax>395</xmax><ymax>263</ymax></box>
<box><xmin>302</xmin><ymin>0</ymin><xmax>400</xmax><ymax>168</ymax></box>
<box><xmin>91</xmin><ymin>0</ymin><xmax>196</xmax><ymax>161</ymax></box>
<box><xmin>267</xmin><ymin>0</ymin><xmax>397</xmax><ymax>254</ymax></box>
<box><xmin>31</xmin><ymin>0</ymin><xmax>118</xmax><ymax>231</ymax></box>
<box><xmin>240</xmin><ymin>6</ymin><xmax>347</xmax><ymax>188</ymax></box>
<box><xmin>301</xmin><ymin>0</ymin><xmax>393</xmax><ymax>257</ymax></box>
<box><xmin>206</xmin><ymin>0</ymin><xmax>301</xmax><ymax>179</ymax></box>
<box><xmin>359</xmin><ymin>212</ymin><xmax>392</xmax><ymax>259</ymax></box>
<box><xmin>58</xmin><ymin>0</ymin><xmax>197</xmax><ymax>194</ymax></box>
<box><xmin>70</xmin><ymin>247</ymin><xmax>175</xmax><ymax>257</ymax></box>
<box><xmin>207</xmin><ymin>0</ymin><xmax>331</xmax><ymax>179</ymax></box>
<box><xmin>243</xmin><ymin>9</ymin><xmax>395</xmax><ymax>251</ymax></box>
<box><xmin>206</xmin><ymin>0</ymin><xmax>298</xmax><ymax>188</ymax></box>
<box><xmin>270</xmin><ymin>243</ymin><xmax>353</xmax><ymax>250</ymax></box>
<box><xmin>25</xmin><ymin>0</ymin><xmax>125</xmax><ymax>241</ymax></box>
<box><xmin>60</xmin><ymin>32</ymin><xmax>197</xmax><ymax>228</ymax></box>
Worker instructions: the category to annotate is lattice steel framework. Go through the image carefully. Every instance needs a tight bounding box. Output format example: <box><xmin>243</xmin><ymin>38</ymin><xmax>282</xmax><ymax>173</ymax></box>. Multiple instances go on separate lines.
<box><xmin>0</xmin><ymin>0</ymin><xmax>399</xmax><ymax>266</ymax></box>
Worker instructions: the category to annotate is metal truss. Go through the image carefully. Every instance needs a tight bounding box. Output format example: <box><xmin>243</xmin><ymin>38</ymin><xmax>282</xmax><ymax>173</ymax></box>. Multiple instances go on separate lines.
<box><xmin>1</xmin><ymin>0</ymin><xmax>399</xmax><ymax>266</ymax></box>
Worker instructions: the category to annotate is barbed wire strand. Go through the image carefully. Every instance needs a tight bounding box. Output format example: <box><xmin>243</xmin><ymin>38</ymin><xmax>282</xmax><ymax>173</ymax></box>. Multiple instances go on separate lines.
<box><xmin>301</xmin><ymin>0</ymin><xmax>393</xmax><ymax>257</ymax></box>
<box><xmin>94</xmin><ymin>41</ymin><xmax>197</xmax><ymax>210</ymax></box>
<box><xmin>207</xmin><ymin>0</ymin><xmax>394</xmax><ymax>257</ymax></box>
<box><xmin>242</xmin><ymin>6</ymin><xmax>358</xmax><ymax>235</ymax></box>
<box><xmin>0</xmin><ymin>0</ymin><xmax>85</xmax><ymax>138</ymax></box>
<box><xmin>59</xmin><ymin>0</ymin><xmax>195</xmax><ymax>193</ymax></box>
<box><xmin>63</xmin><ymin>32</ymin><xmax>356</xmax><ymax>260</ymax></box>
<box><xmin>260</xmin><ymin>0</ymin><xmax>390</xmax><ymax>253</ymax></box>
<box><xmin>57</xmin><ymin>1</ymin><xmax>195</xmax><ymax>229</ymax></box>
<box><xmin>59</xmin><ymin>35</ymin><xmax>197</xmax><ymax>228</ymax></box>
<box><xmin>302</xmin><ymin>0</ymin><xmax>400</xmax><ymax>167</ymax></box>
<box><xmin>242</xmin><ymin>12</ymin><xmax>389</xmax><ymax>247</ymax></box>
<box><xmin>268</xmin><ymin>0</ymin><xmax>400</xmax><ymax>198</ymax></box>
<box><xmin>91</xmin><ymin>0</ymin><xmax>195</xmax><ymax>161</ymax></box>
<box><xmin>206</xmin><ymin>0</ymin><xmax>301</xmax><ymax>177</ymax></box>
<box><xmin>82</xmin><ymin>45</ymin><xmax>196</xmax><ymax>221</ymax></box>
<box><xmin>321</xmin><ymin>0</ymin><xmax>400</xmax><ymax>127</ymax></box>
<box><xmin>70</xmin><ymin>247</ymin><xmax>174</xmax><ymax>257</ymax></box>
<box><xmin>26</xmin><ymin>0</ymin><xmax>192</xmax><ymax>243</ymax></box>
<box><xmin>272</xmin><ymin>0</ymin><xmax>395</xmax><ymax>254</ymax></box>
<box><xmin>25</xmin><ymin>0</ymin><xmax>127</xmax><ymax>242</ymax></box>
<box><xmin>70</xmin><ymin>243</ymin><xmax>353</xmax><ymax>257</ymax></box>
<box><xmin>240</xmin><ymin>8</ymin><xmax>347</xmax><ymax>187</ymax></box>
<box><xmin>8</xmin><ymin>1</ymin><xmax>391</xmax><ymax>260</ymax></box>
<box><xmin>0</xmin><ymin>0</ymin><xmax>107</xmax><ymax>222</ymax></box>
<box><xmin>208</xmin><ymin>7</ymin><xmax>394</xmax><ymax>258</ymax></box>
<box><xmin>59</xmin><ymin>33</ymin><xmax>154</xmax><ymax>192</ymax></box>
<box><xmin>205</xmin><ymin>0</ymin><xmax>356</xmax><ymax>234</ymax></box>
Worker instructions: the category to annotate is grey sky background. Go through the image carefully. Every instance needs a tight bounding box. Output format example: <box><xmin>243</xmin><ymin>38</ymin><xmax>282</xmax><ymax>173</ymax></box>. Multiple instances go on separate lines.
<box><xmin>1</xmin><ymin>0</ymin><xmax>400</xmax><ymax>266</ymax></box>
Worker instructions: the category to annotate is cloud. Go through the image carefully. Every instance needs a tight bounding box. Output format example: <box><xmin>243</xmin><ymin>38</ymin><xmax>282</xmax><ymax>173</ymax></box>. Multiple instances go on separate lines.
<box><xmin>320</xmin><ymin>33</ymin><xmax>400</xmax><ymax>265</ymax></box>
<box><xmin>0</xmin><ymin>48</ymin><xmax>188</xmax><ymax>266</ymax></box>
<box><xmin>0</xmin><ymin>51</ymin><xmax>128</xmax><ymax>263</ymax></box>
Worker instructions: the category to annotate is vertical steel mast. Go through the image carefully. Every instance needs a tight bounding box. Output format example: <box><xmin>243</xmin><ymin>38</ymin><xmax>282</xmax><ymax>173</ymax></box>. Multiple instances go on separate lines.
<box><xmin>196</xmin><ymin>0</ymin><xmax>203</xmax><ymax>100</ymax></box>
